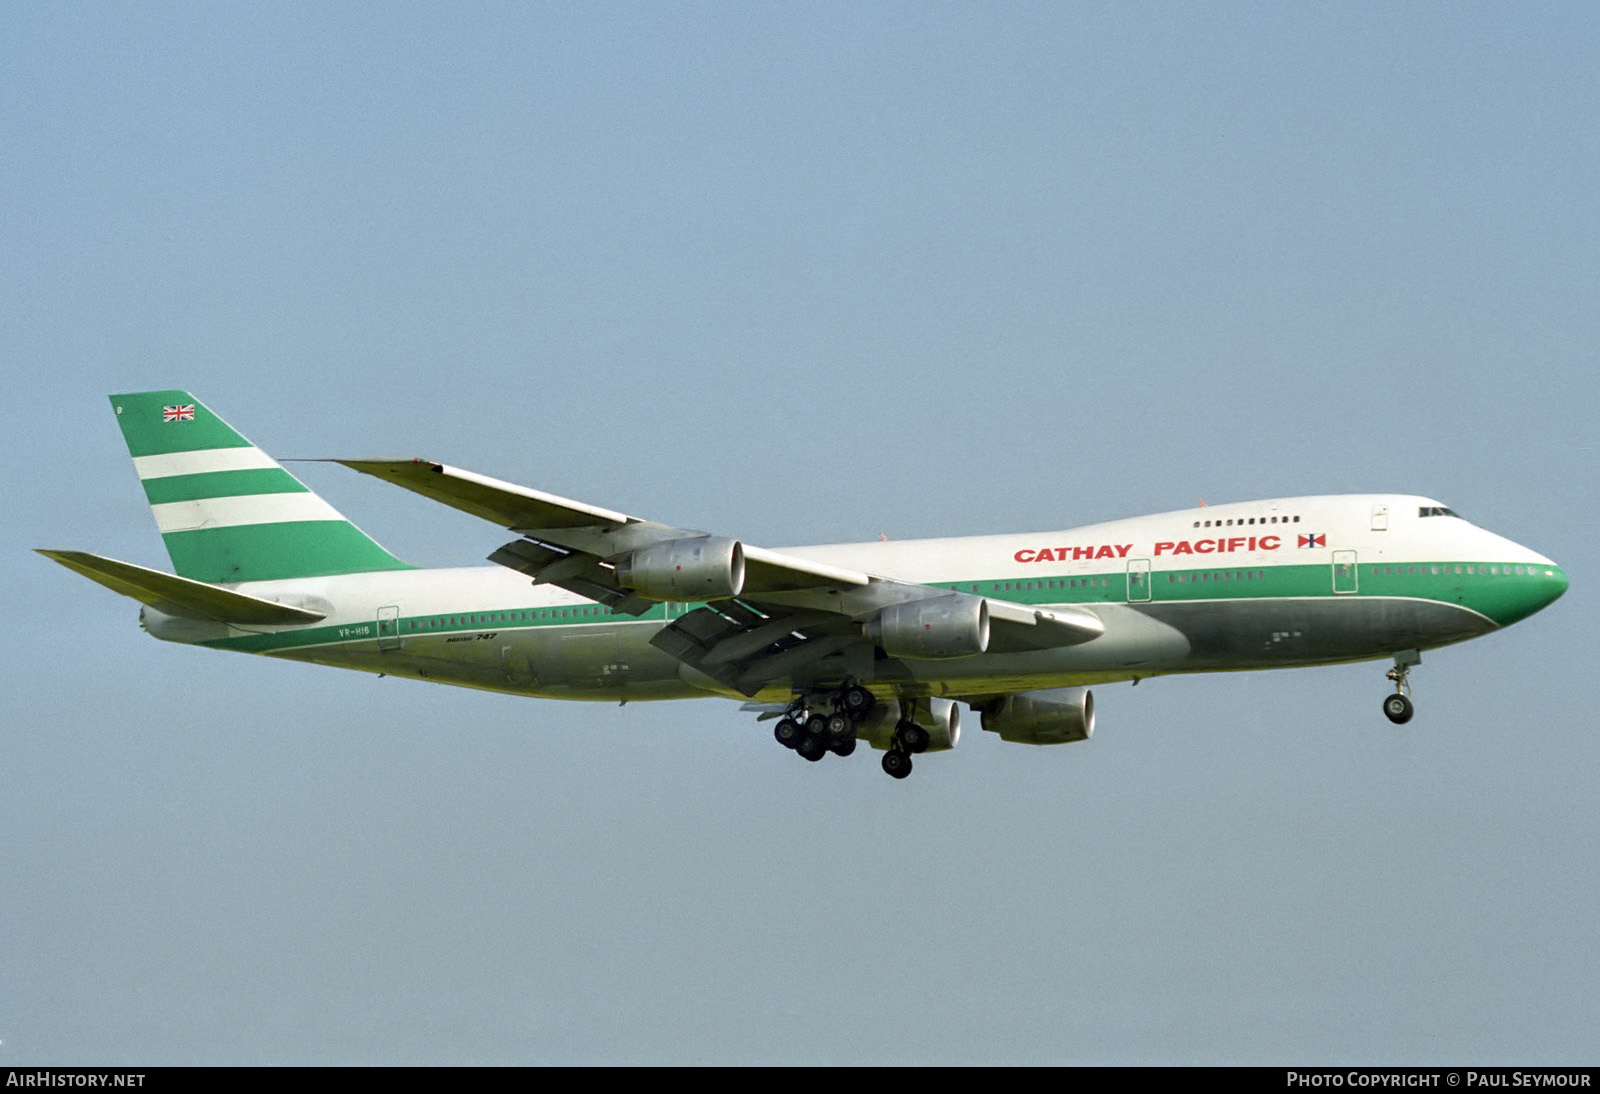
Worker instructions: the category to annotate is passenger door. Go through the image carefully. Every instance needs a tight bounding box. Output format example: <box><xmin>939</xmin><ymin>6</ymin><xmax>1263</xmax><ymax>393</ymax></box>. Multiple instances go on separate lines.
<box><xmin>1126</xmin><ymin>558</ymin><xmax>1152</xmax><ymax>602</ymax></box>
<box><xmin>1332</xmin><ymin>551</ymin><xmax>1359</xmax><ymax>595</ymax></box>
<box><xmin>377</xmin><ymin>605</ymin><xmax>401</xmax><ymax>650</ymax></box>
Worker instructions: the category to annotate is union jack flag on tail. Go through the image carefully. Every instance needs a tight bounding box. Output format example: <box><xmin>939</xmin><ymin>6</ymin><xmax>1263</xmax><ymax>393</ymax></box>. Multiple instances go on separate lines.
<box><xmin>162</xmin><ymin>404</ymin><xmax>195</xmax><ymax>422</ymax></box>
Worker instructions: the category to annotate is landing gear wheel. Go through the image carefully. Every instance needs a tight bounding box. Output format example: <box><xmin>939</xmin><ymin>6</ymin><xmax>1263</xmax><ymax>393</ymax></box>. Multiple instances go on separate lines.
<box><xmin>796</xmin><ymin>733</ymin><xmax>827</xmax><ymax>762</ymax></box>
<box><xmin>823</xmin><ymin>711</ymin><xmax>852</xmax><ymax>739</ymax></box>
<box><xmin>841</xmin><ymin>685</ymin><xmax>875</xmax><ymax>716</ymax></box>
<box><xmin>774</xmin><ymin>718</ymin><xmax>803</xmax><ymax>749</ymax></box>
<box><xmin>829</xmin><ymin>735</ymin><xmax>857</xmax><ymax>757</ymax></box>
<box><xmin>1383</xmin><ymin>651</ymin><xmax>1419</xmax><ymax>725</ymax></box>
<box><xmin>898</xmin><ymin>723</ymin><xmax>929</xmax><ymax>754</ymax></box>
<box><xmin>882</xmin><ymin>750</ymin><xmax>912</xmax><ymax>779</ymax></box>
<box><xmin>1383</xmin><ymin>693</ymin><xmax>1414</xmax><ymax>724</ymax></box>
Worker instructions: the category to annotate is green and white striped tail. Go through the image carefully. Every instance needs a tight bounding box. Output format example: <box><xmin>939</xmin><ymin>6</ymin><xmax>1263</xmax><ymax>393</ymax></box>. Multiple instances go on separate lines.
<box><xmin>111</xmin><ymin>390</ymin><xmax>412</xmax><ymax>583</ymax></box>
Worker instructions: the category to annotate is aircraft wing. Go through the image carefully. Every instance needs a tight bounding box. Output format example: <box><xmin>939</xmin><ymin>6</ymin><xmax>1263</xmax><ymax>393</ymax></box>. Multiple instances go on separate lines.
<box><xmin>335</xmin><ymin>459</ymin><xmax>870</xmax><ymax>602</ymax></box>
<box><xmin>337</xmin><ymin>458</ymin><xmax>1104</xmax><ymax>695</ymax></box>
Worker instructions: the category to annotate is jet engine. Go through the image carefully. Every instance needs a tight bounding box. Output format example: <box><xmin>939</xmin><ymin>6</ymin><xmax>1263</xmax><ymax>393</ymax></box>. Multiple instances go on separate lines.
<box><xmin>980</xmin><ymin>687</ymin><xmax>1095</xmax><ymax>745</ymax></box>
<box><xmin>863</xmin><ymin>594</ymin><xmax>989</xmax><ymax>659</ymax></box>
<box><xmin>919</xmin><ymin>696</ymin><xmax>962</xmax><ymax>751</ymax></box>
<box><xmin>614</xmin><ymin>536</ymin><xmax>745</xmax><ymax>601</ymax></box>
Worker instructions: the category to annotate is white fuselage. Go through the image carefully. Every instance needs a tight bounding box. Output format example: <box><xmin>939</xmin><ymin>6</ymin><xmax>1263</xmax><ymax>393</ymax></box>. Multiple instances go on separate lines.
<box><xmin>141</xmin><ymin>494</ymin><xmax>1565</xmax><ymax>704</ymax></box>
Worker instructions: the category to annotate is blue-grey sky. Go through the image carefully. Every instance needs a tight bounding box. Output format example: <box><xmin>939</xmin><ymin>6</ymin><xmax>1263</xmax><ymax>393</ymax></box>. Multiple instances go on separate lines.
<box><xmin>5</xmin><ymin>2</ymin><xmax>1598</xmax><ymax>1064</ymax></box>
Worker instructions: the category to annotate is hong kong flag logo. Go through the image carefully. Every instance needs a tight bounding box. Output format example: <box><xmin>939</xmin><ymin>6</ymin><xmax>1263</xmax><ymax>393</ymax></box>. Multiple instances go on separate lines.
<box><xmin>1298</xmin><ymin>533</ymin><xmax>1326</xmax><ymax>549</ymax></box>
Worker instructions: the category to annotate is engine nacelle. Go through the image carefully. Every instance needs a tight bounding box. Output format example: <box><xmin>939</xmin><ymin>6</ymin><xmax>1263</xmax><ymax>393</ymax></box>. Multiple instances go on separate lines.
<box><xmin>863</xmin><ymin>594</ymin><xmax>989</xmax><ymax>659</ymax></box>
<box><xmin>981</xmin><ymin>687</ymin><xmax>1095</xmax><ymax>745</ymax></box>
<box><xmin>919</xmin><ymin>696</ymin><xmax>962</xmax><ymax>751</ymax></box>
<box><xmin>614</xmin><ymin>536</ymin><xmax>745</xmax><ymax>601</ymax></box>
<box><xmin>862</xmin><ymin>697</ymin><xmax>961</xmax><ymax>752</ymax></box>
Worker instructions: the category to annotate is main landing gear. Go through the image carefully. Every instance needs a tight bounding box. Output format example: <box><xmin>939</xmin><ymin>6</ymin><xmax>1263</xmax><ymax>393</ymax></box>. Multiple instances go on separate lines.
<box><xmin>770</xmin><ymin>685</ymin><xmax>931</xmax><ymax>780</ymax></box>
<box><xmin>773</xmin><ymin>684</ymin><xmax>873</xmax><ymax>764</ymax></box>
<box><xmin>1383</xmin><ymin>650</ymin><xmax>1420</xmax><ymax>724</ymax></box>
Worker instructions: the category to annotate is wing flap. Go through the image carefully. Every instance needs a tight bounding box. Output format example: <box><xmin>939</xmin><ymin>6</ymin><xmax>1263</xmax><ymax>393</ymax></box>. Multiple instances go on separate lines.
<box><xmin>486</xmin><ymin>538</ymin><xmax>657</xmax><ymax>616</ymax></box>
<box><xmin>651</xmin><ymin>600</ymin><xmax>852</xmax><ymax>696</ymax></box>
<box><xmin>37</xmin><ymin>550</ymin><xmax>325</xmax><ymax>625</ymax></box>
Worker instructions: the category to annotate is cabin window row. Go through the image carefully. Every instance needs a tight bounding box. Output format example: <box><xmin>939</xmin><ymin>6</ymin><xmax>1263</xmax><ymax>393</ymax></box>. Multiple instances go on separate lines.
<box><xmin>1371</xmin><ymin>564</ymin><xmax>1539</xmax><ymax>577</ymax></box>
<box><xmin>1192</xmin><ymin>515</ymin><xmax>1300</xmax><ymax>529</ymax></box>
<box><xmin>1167</xmin><ymin>571</ymin><xmax>1268</xmax><ymax>583</ymax></box>
<box><xmin>972</xmin><ymin>579</ymin><xmax>1112</xmax><ymax>593</ymax></box>
<box><xmin>407</xmin><ymin>605</ymin><xmax>614</xmax><ymax>630</ymax></box>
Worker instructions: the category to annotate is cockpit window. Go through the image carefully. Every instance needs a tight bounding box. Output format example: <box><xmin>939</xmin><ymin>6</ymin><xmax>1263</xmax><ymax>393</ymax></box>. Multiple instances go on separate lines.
<box><xmin>1418</xmin><ymin>506</ymin><xmax>1460</xmax><ymax>518</ymax></box>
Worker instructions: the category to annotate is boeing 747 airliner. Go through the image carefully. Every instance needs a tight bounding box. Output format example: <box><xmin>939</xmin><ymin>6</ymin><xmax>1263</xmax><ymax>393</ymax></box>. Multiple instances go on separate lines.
<box><xmin>42</xmin><ymin>391</ymin><xmax>1568</xmax><ymax>779</ymax></box>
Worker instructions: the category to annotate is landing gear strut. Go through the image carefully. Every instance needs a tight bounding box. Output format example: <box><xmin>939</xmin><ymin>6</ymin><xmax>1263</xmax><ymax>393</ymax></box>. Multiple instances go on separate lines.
<box><xmin>1383</xmin><ymin>650</ymin><xmax>1419</xmax><ymax>724</ymax></box>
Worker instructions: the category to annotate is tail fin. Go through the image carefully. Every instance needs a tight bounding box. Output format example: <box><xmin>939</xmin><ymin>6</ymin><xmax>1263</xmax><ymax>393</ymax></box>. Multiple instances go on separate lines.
<box><xmin>111</xmin><ymin>390</ymin><xmax>412</xmax><ymax>583</ymax></box>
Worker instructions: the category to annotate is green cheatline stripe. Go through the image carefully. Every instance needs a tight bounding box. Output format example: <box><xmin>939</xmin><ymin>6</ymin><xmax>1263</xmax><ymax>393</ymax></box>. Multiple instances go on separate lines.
<box><xmin>210</xmin><ymin>601</ymin><xmax>667</xmax><ymax>652</ymax></box>
<box><xmin>141</xmin><ymin>467</ymin><xmax>309</xmax><ymax>505</ymax></box>
<box><xmin>163</xmin><ymin>521</ymin><xmax>414</xmax><ymax>583</ymax></box>
<box><xmin>1342</xmin><ymin>561</ymin><xmax>1565</xmax><ymax>626</ymax></box>
<box><xmin>950</xmin><ymin>560</ymin><xmax>1564</xmax><ymax>627</ymax></box>
<box><xmin>111</xmin><ymin>391</ymin><xmax>253</xmax><ymax>458</ymax></box>
<box><xmin>198</xmin><ymin>560</ymin><xmax>1564</xmax><ymax>655</ymax></box>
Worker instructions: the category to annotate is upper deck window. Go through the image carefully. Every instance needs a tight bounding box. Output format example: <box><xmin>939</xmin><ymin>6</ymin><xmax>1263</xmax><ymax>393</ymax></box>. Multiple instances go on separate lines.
<box><xmin>1418</xmin><ymin>506</ymin><xmax>1460</xmax><ymax>518</ymax></box>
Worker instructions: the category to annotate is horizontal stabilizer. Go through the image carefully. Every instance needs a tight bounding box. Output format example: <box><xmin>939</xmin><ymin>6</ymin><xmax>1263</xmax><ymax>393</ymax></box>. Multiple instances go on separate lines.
<box><xmin>36</xmin><ymin>550</ymin><xmax>325</xmax><ymax>625</ymax></box>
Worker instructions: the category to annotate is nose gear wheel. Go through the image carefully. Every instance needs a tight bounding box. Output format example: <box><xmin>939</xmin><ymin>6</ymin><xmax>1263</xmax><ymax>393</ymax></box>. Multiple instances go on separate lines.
<box><xmin>1383</xmin><ymin>651</ymin><xmax>1420</xmax><ymax>724</ymax></box>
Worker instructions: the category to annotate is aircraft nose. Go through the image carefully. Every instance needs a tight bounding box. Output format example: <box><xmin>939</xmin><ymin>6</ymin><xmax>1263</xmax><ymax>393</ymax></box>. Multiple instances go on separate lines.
<box><xmin>1541</xmin><ymin>564</ymin><xmax>1570</xmax><ymax>606</ymax></box>
<box><xmin>1511</xmin><ymin>560</ymin><xmax>1568</xmax><ymax>623</ymax></box>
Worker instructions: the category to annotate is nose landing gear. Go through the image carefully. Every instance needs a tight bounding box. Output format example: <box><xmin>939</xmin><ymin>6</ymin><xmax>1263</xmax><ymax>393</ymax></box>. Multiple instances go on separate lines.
<box><xmin>1383</xmin><ymin>650</ymin><xmax>1420</xmax><ymax>724</ymax></box>
<box><xmin>880</xmin><ymin>719</ymin><xmax>930</xmax><ymax>779</ymax></box>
